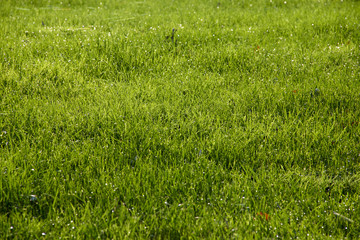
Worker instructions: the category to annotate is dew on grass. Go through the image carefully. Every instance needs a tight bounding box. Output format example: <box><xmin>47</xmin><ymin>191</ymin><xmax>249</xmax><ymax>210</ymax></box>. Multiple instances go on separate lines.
<box><xmin>30</xmin><ymin>195</ymin><xmax>37</xmax><ymax>201</ymax></box>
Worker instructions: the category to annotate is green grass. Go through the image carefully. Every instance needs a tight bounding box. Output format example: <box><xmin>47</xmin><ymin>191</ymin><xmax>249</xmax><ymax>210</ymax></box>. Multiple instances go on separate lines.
<box><xmin>1</xmin><ymin>0</ymin><xmax>360</xmax><ymax>238</ymax></box>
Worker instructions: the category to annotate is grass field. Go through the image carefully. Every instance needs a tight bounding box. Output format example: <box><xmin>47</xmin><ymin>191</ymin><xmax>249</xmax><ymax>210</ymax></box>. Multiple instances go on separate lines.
<box><xmin>1</xmin><ymin>0</ymin><xmax>360</xmax><ymax>238</ymax></box>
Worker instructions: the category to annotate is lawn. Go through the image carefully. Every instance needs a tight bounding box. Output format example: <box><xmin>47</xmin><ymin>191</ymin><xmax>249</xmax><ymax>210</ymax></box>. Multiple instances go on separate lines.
<box><xmin>1</xmin><ymin>0</ymin><xmax>360</xmax><ymax>238</ymax></box>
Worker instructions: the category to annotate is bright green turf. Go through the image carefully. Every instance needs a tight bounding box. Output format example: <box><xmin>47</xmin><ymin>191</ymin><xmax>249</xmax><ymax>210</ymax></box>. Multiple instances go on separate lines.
<box><xmin>1</xmin><ymin>0</ymin><xmax>360</xmax><ymax>238</ymax></box>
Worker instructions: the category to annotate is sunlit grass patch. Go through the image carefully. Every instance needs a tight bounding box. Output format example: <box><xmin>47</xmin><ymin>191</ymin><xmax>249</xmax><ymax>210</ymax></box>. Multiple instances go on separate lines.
<box><xmin>1</xmin><ymin>0</ymin><xmax>360</xmax><ymax>238</ymax></box>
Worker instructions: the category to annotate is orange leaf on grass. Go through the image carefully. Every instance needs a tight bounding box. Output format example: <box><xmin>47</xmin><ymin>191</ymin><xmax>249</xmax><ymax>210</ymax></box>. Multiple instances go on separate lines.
<box><xmin>256</xmin><ymin>212</ymin><xmax>270</xmax><ymax>221</ymax></box>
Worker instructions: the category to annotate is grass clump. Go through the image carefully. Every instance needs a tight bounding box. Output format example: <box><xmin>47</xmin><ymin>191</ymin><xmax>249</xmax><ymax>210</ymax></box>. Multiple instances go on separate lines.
<box><xmin>1</xmin><ymin>0</ymin><xmax>360</xmax><ymax>238</ymax></box>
